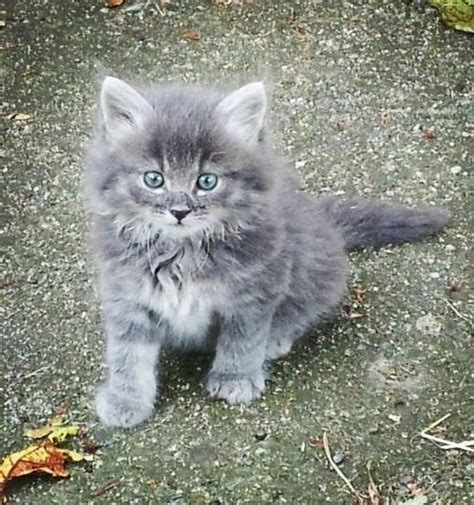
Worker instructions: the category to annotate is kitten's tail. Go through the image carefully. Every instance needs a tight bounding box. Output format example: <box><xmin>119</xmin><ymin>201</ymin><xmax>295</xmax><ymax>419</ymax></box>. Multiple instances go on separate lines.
<box><xmin>320</xmin><ymin>196</ymin><xmax>450</xmax><ymax>251</ymax></box>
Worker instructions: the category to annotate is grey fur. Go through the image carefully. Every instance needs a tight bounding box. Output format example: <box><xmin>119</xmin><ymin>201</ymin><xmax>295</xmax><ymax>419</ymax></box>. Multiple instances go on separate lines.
<box><xmin>85</xmin><ymin>77</ymin><xmax>450</xmax><ymax>428</ymax></box>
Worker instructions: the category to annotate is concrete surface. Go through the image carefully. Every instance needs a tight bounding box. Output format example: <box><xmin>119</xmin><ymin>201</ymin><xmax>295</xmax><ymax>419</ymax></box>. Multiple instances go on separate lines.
<box><xmin>2</xmin><ymin>0</ymin><xmax>472</xmax><ymax>503</ymax></box>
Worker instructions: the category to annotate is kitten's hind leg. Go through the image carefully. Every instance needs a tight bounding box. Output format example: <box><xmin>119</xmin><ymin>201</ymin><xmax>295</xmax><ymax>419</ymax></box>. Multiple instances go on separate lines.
<box><xmin>265</xmin><ymin>336</ymin><xmax>294</xmax><ymax>361</ymax></box>
<box><xmin>207</xmin><ymin>307</ymin><xmax>272</xmax><ymax>404</ymax></box>
<box><xmin>265</xmin><ymin>302</ymin><xmax>309</xmax><ymax>360</ymax></box>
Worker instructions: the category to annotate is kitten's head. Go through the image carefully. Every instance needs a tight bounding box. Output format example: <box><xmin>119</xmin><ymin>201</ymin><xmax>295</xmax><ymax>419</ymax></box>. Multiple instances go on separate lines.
<box><xmin>86</xmin><ymin>77</ymin><xmax>274</xmax><ymax>244</ymax></box>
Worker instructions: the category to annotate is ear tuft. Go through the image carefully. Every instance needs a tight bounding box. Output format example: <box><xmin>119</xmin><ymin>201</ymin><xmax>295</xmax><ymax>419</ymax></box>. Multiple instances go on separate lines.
<box><xmin>100</xmin><ymin>76</ymin><xmax>152</xmax><ymax>136</ymax></box>
<box><xmin>216</xmin><ymin>82</ymin><xmax>267</xmax><ymax>145</ymax></box>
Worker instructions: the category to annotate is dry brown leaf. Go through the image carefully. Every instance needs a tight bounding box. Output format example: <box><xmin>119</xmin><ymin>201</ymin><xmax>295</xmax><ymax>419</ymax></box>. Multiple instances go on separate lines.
<box><xmin>0</xmin><ymin>443</ymin><xmax>91</xmax><ymax>502</ymax></box>
<box><xmin>80</xmin><ymin>439</ymin><xmax>102</xmax><ymax>454</ymax></box>
<box><xmin>293</xmin><ymin>25</ymin><xmax>309</xmax><ymax>41</ymax></box>
<box><xmin>406</xmin><ymin>481</ymin><xmax>428</xmax><ymax>496</ymax></box>
<box><xmin>343</xmin><ymin>286</ymin><xmax>369</xmax><ymax>320</ymax></box>
<box><xmin>352</xmin><ymin>287</ymin><xmax>367</xmax><ymax>305</ymax></box>
<box><xmin>24</xmin><ymin>414</ymin><xmax>79</xmax><ymax>443</ymax></box>
<box><xmin>448</xmin><ymin>279</ymin><xmax>461</xmax><ymax>292</ymax></box>
<box><xmin>47</xmin><ymin>427</ymin><xmax>81</xmax><ymax>444</ymax></box>
<box><xmin>420</xmin><ymin>127</ymin><xmax>436</xmax><ymax>140</ymax></box>
<box><xmin>8</xmin><ymin>113</ymin><xmax>33</xmax><ymax>123</ymax></box>
<box><xmin>147</xmin><ymin>479</ymin><xmax>158</xmax><ymax>490</ymax></box>
<box><xmin>182</xmin><ymin>30</ymin><xmax>201</xmax><ymax>42</ymax></box>
<box><xmin>24</xmin><ymin>425</ymin><xmax>54</xmax><ymax>439</ymax></box>
<box><xmin>388</xmin><ymin>413</ymin><xmax>401</xmax><ymax>423</ymax></box>
<box><xmin>105</xmin><ymin>0</ymin><xmax>125</xmax><ymax>7</ymax></box>
<box><xmin>308</xmin><ymin>436</ymin><xmax>323</xmax><ymax>448</ymax></box>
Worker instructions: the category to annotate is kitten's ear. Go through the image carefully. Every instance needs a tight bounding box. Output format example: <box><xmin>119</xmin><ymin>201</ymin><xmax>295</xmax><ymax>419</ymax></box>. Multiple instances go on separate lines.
<box><xmin>216</xmin><ymin>82</ymin><xmax>267</xmax><ymax>145</ymax></box>
<box><xmin>100</xmin><ymin>76</ymin><xmax>152</xmax><ymax>136</ymax></box>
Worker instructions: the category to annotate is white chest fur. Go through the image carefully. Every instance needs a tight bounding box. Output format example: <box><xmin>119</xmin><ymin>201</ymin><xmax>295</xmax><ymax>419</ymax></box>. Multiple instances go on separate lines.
<box><xmin>139</xmin><ymin>269</ymin><xmax>217</xmax><ymax>343</ymax></box>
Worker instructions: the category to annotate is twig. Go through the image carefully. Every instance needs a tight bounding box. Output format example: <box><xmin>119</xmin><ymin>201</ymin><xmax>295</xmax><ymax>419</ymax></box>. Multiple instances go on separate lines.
<box><xmin>367</xmin><ymin>460</ymin><xmax>380</xmax><ymax>504</ymax></box>
<box><xmin>420</xmin><ymin>433</ymin><xmax>474</xmax><ymax>452</ymax></box>
<box><xmin>445</xmin><ymin>299</ymin><xmax>472</xmax><ymax>323</ymax></box>
<box><xmin>437</xmin><ymin>297</ymin><xmax>472</xmax><ymax>324</ymax></box>
<box><xmin>419</xmin><ymin>414</ymin><xmax>474</xmax><ymax>453</ymax></box>
<box><xmin>20</xmin><ymin>365</ymin><xmax>53</xmax><ymax>381</ymax></box>
<box><xmin>399</xmin><ymin>364</ymin><xmax>416</xmax><ymax>376</ymax></box>
<box><xmin>322</xmin><ymin>432</ymin><xmax>364</xmax><ymax>503</ymax></box>
<box><xmin>458</xmin><ymin>372</ymin><xmax>468</xmax><ymax>390</ymax></box>
<box><xmin>421</xmin><ymin>413</ymin><xmax>451</xmax><ymax>434</ymax></box>
<box><xmin>92</xmin><ymin>480</ymin><xmax>121</xmax><ymax>497</ymax></box>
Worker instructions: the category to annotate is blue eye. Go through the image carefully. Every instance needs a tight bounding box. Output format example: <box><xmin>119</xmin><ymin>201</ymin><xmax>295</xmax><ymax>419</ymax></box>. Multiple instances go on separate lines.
<box><xmin>144</xmin><ymin>171</ymin><xmax>164</xmax><ymax>189</ymax></box>
<box><xmin>197</xmin><ymin>173</ymin><xmax>218</xmax><ymax>191</ymax></box>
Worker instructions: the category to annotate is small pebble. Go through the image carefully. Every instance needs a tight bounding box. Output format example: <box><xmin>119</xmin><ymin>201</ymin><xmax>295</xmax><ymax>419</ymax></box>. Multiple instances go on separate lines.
<box><xmin>333</xmin><ymin>451</ymin><xmax>345</xmax><ymax>465</ymax></box>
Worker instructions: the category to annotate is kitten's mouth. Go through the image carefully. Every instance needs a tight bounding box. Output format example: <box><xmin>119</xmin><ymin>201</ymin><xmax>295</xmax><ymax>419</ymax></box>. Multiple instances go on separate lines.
<box><xmin>161</xmin><ymin>218</ymin><xmax>205</xmax><ymax>238</ymax></box>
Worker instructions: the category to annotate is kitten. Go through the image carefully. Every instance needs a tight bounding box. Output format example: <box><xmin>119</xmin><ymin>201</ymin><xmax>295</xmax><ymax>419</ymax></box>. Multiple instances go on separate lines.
<box><xmin>85</xmin><ymin>76</ymin><xmax>449</xmax><ymax>428</ymax></box>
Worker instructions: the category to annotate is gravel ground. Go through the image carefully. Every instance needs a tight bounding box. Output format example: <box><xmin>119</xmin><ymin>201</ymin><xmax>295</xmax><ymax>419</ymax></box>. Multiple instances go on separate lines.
<box><xmin>2</xmin><ymin>1</ymin><xmax>473</xmax><ymax>503</ymax></box>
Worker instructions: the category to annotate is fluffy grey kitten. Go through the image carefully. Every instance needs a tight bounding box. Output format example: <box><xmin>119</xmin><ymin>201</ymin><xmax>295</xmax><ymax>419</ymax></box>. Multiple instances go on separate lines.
<box><xmin>85</xmin><ymin>76</ymin><xmax>449</xmax><ymax>428</ymax></box>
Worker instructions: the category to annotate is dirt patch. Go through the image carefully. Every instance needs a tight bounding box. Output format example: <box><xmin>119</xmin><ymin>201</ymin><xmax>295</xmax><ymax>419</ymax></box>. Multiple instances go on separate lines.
<box><xmin>368</xmin><ymin>355</ymin><xmax>426</xmax><ymax>394</ymax></box>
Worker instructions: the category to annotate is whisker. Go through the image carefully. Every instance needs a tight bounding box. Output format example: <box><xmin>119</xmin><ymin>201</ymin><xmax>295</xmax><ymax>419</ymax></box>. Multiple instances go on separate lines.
<box><xmin>146</xmin><ymin>226</ymin><xmax>154</xmax><ymax>275</ymax></box>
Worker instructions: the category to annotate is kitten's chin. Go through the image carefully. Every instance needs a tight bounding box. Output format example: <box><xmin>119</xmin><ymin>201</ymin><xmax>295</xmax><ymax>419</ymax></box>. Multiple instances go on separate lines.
<box><xmin>160</xmin><ymin>222</ymin><xmax>206</xmax><ymax>240</ymax></box>
<box><xmin>153</xmin><ymin>215</ymin><xmax>226</xmax><ymax>242</ymax></box>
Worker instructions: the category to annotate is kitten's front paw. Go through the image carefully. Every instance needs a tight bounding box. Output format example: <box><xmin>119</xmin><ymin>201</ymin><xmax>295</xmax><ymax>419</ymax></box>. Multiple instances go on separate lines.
<box><xmin>207</xmin><ymin>370</ymin><xmax>265</xmax><ymax>405</ymax></box>
<box><xmin>95</xmin><ymin>385</ymin><xmax>154</xmax><ymax>428</ymax></box>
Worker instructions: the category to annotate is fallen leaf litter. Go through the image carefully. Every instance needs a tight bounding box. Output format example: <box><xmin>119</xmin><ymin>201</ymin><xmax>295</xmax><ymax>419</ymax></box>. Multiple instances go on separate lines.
<box><xmin>0</xmin><ymin>414</ymin><xmax>91</xmax><ymax>503</ymax></box>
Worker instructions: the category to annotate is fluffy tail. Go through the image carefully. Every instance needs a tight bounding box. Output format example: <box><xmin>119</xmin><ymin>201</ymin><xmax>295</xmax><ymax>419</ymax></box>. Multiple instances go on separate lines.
<box><xmin>320</xmin><ymin>196</ymin><xmax>450</xmax><ymax>251</ymax></box>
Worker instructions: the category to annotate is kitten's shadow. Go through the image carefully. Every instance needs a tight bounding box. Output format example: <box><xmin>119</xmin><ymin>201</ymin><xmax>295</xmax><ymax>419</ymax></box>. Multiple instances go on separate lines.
<box><xmin>270</xmin><ymin>318</ymin><xmax>343</xmax><ymax>375</ymax></box>
<box><xmin>158</xmin><ymin>317</ymin><xmax>345</xmax><ymax>405</ymax></box>
<box><xmin>159</xmin><ymin>349</ymin><xmax>213</xmax><ymax>404</ymax></box>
